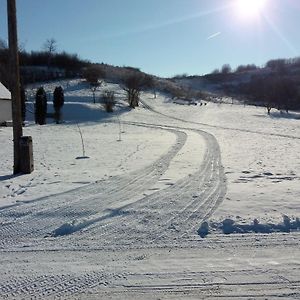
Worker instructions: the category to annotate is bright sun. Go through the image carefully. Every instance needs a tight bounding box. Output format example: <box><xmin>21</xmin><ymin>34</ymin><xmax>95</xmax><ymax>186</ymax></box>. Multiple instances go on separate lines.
<box><xmin>235</xmin><ymin>0</ymin><xmax>267</xmax><ymax>19</ymax></box>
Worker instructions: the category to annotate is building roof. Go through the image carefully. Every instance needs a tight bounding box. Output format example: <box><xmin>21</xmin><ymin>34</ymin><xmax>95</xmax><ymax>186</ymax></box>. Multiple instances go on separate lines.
<box><xmin>0</xmin><ymin>82</ymin><xmax>11</xmax><ymax>100</ymax></box>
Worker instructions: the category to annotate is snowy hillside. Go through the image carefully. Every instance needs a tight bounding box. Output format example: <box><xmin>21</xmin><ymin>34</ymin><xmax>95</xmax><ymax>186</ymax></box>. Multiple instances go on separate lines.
<box><xmin>0</xmin><ymin>79</ymin><xmax>299</xmax><ymax>299</ymax></box>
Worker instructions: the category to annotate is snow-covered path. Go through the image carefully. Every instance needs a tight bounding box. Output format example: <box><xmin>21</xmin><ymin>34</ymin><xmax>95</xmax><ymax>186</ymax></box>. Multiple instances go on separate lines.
<box><xmin>0</xmin><ymin>81</ymin><xmax>299</xmax><ymax>299</ymax></box>
<box><xmin>0</xmin><ymin>120</ymin><xmax>226</xmax><ymax>250</ymax></box>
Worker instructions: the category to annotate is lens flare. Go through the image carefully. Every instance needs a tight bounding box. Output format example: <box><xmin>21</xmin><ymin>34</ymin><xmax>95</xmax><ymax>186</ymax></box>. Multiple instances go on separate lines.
<box><xmin>235</xmin><ymin>0</ymin><xmax>267</xmax><ymax>19</ymax></box>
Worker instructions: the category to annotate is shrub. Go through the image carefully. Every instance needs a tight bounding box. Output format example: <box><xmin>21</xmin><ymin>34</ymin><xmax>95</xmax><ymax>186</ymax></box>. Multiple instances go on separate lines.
<box><xmin>100</xmin><ymin>90</ymin><xmax>116</xmax><ymax>112</ymax></box>
<box><xmin>53</xmin><ymin>86</ymin><xmax>64</xmax><ymax>123</ymax></box>
<box><xmin>35</xmin><ymin>87</ymin><xmax>47</xmax><ymax>125</ymax></box>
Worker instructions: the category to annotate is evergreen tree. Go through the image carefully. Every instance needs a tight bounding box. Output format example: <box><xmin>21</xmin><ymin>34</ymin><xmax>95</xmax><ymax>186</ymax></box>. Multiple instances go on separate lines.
<box><xmin>35</xmin><ymin>87</ymin><xmax>47</xmax><ymax>125</ymax></box>
<box><xmin>53</xmin><ymin>86</ymin><xmax>64</xmax><ymax>123</ymax></box>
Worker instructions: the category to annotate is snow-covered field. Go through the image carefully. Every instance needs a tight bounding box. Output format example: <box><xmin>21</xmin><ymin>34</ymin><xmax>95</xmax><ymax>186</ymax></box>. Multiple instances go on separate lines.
<box><xmin>0</xmin><ymin>79</ymin><xmax>299</xmax><ymax>299</ymax></box>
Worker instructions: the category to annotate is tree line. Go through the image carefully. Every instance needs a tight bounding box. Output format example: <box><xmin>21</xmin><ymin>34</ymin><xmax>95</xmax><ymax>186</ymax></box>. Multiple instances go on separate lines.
<box><xmin>206</xmin><ymin>58</ymin><xmax>300</xmax><ymax>112</ymax></box>
<box><xmin>0</xmin><ymin>38</ymin><xmax>89</xmax><ymax>87</ymax></box>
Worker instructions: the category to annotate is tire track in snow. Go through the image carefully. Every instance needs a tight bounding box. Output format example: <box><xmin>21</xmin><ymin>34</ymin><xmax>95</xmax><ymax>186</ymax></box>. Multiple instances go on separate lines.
<box><xmin>64</xmin><ymin>126</ymin><xmax>226</xmax><ymax>248</ymax></box>
<box><xmin>0</xmin><ymin>96</ymin><xmax>227</xmax><ymax>250</ymax></box>
<box><xmin>78</xmin><ymin>100</ymin><xmax>227</xmax><ymax>247</ymax></box>
<box><xmin>33</xmin><ymin>104</ymin><xmax>227</xmax><ymax>249</ymax></box>
<box><xmin>0</xmin><ymin>272</ymin><xmax>114</xmax><ymax>299</ymax></box>
<box><xmin>1</xmin><ymin>264</ymin><xmax>299</xmax><ymax>299</ymax></box>
<box><xmin>0</xmin><ymin>127</ymin><xmax>187</xmax><ymax>249</ymax></box>
<box><xmin>140</xmin><ymin>98</ymin><xmax>300</xmax><ymax>140</ymax></box>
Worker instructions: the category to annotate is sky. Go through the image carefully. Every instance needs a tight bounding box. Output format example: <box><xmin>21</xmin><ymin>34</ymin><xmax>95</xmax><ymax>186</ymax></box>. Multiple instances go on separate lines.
<box><xmin>1</xmin><ymin>0</ymin><xmax>300</xmax><ymax>77</ymax></box>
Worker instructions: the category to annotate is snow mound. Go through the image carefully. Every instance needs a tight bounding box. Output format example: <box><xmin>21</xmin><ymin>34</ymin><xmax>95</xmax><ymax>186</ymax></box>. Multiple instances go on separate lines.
<box><xmin>197</xmin><ymin>221</ymin><xmax>209</xmax><ymax>238</ymax></box>
<box><xmin>199</xmin><ymin>216</ymin><xmax>300</xmax><ymax>238</ymax></box>
<box><xmin>49</xmin><ymin>220</ymin><xmax>91</xmax><ymax>237</ymax></box>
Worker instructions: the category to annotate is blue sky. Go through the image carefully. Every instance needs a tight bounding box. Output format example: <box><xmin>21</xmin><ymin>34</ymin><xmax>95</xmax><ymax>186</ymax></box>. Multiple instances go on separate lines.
<box><xmin>1</xmin><ymin>0</ymin><xmax>300</xmax><ymax>77</ymax></box>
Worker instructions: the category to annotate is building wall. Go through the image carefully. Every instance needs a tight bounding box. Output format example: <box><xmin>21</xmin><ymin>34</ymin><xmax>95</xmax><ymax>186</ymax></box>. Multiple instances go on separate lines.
<box><xmin>0</xmin><ymin>100</ymin><xmax>12</xmax><ymax>123</ymax></box>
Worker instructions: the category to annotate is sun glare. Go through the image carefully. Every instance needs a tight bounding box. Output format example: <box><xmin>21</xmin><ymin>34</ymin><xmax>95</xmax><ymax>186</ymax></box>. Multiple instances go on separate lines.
<box><xmin>235</xmin><ymin>0</ymin><xmax>267</xmax><ymax>19</ymax></box>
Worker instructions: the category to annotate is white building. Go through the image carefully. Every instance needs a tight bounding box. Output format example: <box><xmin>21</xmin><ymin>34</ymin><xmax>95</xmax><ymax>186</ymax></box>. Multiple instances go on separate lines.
<box><xmin>0</xmin><ymin>82</ymin><xmax>12</xmax><ymax>125</ymax></box>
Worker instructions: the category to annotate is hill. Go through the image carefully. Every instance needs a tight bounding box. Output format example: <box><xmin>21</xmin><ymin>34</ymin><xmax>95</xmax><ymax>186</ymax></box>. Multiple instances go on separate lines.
<box><xmin>172</xmin><ymin>57</ymin><xmax>300</xmax><ymax>111</ymax></box>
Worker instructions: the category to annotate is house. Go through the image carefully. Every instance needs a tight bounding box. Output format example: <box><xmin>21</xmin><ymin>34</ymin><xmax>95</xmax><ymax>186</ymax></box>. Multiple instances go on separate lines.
<box><xmin>0</xmin><ymin>82</ymin><xmax>12</xmax><ymax>125</ymax></box>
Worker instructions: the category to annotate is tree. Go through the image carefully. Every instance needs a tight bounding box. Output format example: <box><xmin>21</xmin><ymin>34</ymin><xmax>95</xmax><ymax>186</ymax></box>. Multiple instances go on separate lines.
<box><xmin>53</xmin><ymin>86</ymin><xmax>64</xmax><ymax>123</ymax></box>
<box><xmin>211</xmin><ymin>68</ymin><xmax>220</xmax><ymax>74</ymax></box>
<box><xmin>140</xmin><ymin>74</ymin><xmax>156</xmax><ymax>98</ymax></box>
<box><xmin>83</xmin><ymin>65</ymin><xmax>105</xmax><ymax>103</ymax></box>
<box><xmin>35</xmin><ymin>87</ymin><xmax>47</xmax><ymax>125</ymax></box>
<box><xmin>122</xmin><ymin>73</ymin><xmax>152</xmax><ymax>108</ymax></box>
<box><xmin>43</xmin><ymin>38</ymin><xmax>57</xmax><ymax>54</ymax></box>
<box><xmin>275</xmin><ymin>77</ymin><xmax>298</xmax><ymax>113</ymax></box>
<box><xmin>42</xmin><ymin>38</ymin><xmax>57</xmax><ymax>68</ymax></box>
<box><xmin>263</xmin><ymin>77</ymin><xmax>298</xmax><ymax>114</ymax></box>
<box><xmin>221</xmin><ymin>64</ymin><xmax>232</xmax><ymax>74</ymax></box>
<box><xmin>236</xmin><ymin>64</ymin><xmax>257</xmax><ymax>73</ymax></box>
<box><xmin>266</xmin><ymin>59</ymin><xmax>287</xmax><ymax>74</ymax></box>
<box><xmin>262</xmin><ymin>78</ymin><xmax>277</xmax><ymax>114</ymax></box>
<box><xmin>0</xmin><ymin>39</ymin><xmax>9</xmax><ymax>87</ymax></box>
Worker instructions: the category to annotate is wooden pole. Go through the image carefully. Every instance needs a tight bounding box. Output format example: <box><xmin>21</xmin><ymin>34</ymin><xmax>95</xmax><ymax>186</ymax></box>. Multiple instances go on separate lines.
<box><xmin>7</xmin><ymin>0</ymin><xmax>23</xmax><ymax>174</ymax></box>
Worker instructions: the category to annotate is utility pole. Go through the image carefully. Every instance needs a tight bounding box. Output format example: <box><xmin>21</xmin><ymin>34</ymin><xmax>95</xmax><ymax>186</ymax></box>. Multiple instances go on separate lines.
<box><xmin>7</xmin><ymin>0</ymin><xmax>23</xmax><ymax>174</ymax></box>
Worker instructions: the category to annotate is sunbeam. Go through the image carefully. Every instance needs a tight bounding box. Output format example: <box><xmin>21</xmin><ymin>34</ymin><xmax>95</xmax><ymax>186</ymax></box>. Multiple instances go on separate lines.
<box><xmin>263</xmin><ymin>13</ymin><xmax>298</xmax><ymax>56</ymax></box>
<box><xmin>85</xmin><ymin>4</ymin><xmax>232</xmax><ymax>41</ymax></box>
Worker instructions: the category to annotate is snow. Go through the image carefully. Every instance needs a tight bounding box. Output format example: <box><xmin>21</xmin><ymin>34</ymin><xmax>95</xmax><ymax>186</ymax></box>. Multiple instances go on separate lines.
<box><xmin>0</xmin><ymin>79</ymin><xmax>299</xmax><ymax>299</ymax></box>
<box><xmin>0</xmin><ymin>82</ymin><xmax>11</xmax><ymax>100</ymax></box>
<box><xmin>135</xmin><ymin>95</ymin><xmax>300</xmax><ymax>224</ymax></box>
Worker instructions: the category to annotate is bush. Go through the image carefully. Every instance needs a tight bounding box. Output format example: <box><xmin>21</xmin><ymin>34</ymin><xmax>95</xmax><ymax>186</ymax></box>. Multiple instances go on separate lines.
<box><xmin>100</xmin><ymin>90</ymin><xmax>116</xmax><ymax>112</ymax></box>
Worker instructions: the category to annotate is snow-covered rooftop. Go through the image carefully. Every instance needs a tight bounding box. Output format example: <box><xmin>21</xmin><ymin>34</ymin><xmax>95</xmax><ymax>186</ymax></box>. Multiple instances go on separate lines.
<box><xmin>0</xmin><ymin>82</ymin><xmax>11</xmax><ymax>100</ymax></box>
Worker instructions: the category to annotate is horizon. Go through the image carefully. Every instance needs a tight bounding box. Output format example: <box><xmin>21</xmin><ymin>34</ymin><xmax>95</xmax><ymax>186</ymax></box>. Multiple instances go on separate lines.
<box><xmin>1</xmin><ymin>0</ymin><xmax>300</xmax><ymax>77</ymax></box>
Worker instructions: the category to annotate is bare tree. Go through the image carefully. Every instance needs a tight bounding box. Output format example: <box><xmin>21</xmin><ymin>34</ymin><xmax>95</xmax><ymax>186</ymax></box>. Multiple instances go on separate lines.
<box><xmin>42</xmin><ymin>38</ymin><xmax>57</xmax><ymax>68</ymax></box>
<box><xmin>43</xmin><ymin>38</ymin><xmax>57</xmax><ymax>54</ymax></box>
<box><xmin>122</xmin><ymin>73</ymin><xmax>153</xmax><ymax>108</ymax></box>
<box><xmin>83</xmin><ymin>65</ymin><xmax>105</xmax><ymax>103</ymax></box>
<box><xmin>221</xmin><ymin>64</ymin><xmax>232</xmax><ymax>74</ymax></box>
<box><xmin>142</xmin><ymin>75</ymin><xmax>156</xmax><ymax>98</ymax></box>
<box><xmin>211</xmin><ymin>68</ymin><xmax>220</xmax><ymax>74</ymax></box>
